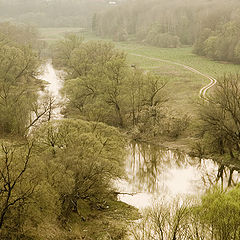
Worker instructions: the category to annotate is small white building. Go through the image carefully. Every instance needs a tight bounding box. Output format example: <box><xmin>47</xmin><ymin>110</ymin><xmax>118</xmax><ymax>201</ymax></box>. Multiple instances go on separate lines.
<box><xmin>109</xmin><ymin>1</ymin><xmax>117</xmax><ymax>5</ymax></box>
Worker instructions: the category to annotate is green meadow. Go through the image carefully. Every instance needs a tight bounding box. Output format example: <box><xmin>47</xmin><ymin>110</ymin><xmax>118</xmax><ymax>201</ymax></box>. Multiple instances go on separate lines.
<box><xmin>39</xmin><ymin>27</ymin><xmax>84</xmax><ymax>43</ymax></box>
<box><xmin>115</xmin><ymin>42</ymin><xmax>240</xmax><ymax>113</ymax></box>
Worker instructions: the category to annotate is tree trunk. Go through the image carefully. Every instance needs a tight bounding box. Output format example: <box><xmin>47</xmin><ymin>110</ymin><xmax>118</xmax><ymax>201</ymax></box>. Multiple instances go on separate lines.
<box><xmin>115</xmin><ymin>103</ymin><xmax>123</xmax><ymax>127</ymax></box>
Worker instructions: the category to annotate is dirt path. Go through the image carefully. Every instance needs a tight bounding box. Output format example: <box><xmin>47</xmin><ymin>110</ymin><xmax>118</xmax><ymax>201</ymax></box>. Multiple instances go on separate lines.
<box><xmin>130</xmin><ymin>53</ymin><xmax>217</xmax><ymax>100</ymax></box>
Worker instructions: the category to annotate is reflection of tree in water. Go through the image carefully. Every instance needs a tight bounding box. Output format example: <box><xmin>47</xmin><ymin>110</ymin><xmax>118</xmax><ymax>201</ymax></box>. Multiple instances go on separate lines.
<box><xmin>199</xmin><ymin>160</ymin><xmax>240</xmax><ymax>189</ymax></box>
<box><xmin>127</xmin><ymin>141</ymin><xmax>190</xmax><ymax>193</ymax></box>
<box><xmin>128</xmin><ymin>142</ymin><xmax>160</xmax><ymax>193</ymax></box>
<box><xmin>127</xmin><ymin>141</ymin><xmax>240</xmax><ymax>195</ymax></box>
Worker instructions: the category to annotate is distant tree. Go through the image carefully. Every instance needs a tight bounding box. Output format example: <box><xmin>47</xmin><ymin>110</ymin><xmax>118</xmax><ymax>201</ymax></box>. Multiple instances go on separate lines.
<box><xmin>52</xmin><ymin>33</ymin><xmax>83</xmax><ymax>71</ymax></box>
<box><xmin>145</xmin><ymin>24</ymin><xmax>180</xmax><ymax>48</ymax></box>
<box><xmin>0</xmin><ymin>0</ymin><xmax>108</xmax><ymax>28</ymax></box>
<box><xmin>194</xmin><ymin>21</ymin><xmax>240</xmax><ymax>62</ymax></box>
<box><xmin>0</xmin><ymin>22</ymin><xmax>39</xmax><ymax>47</ymax></box>
<box><xmin>203</xmin><ymin>36</ymin><xmax>218</xmax><ymax>59</ymax></box>
<box><xmin>234</xmin><ymin>40</ymin><xmax>240</xmax><ymax>63</ymax></box>
<box><xmin>193</xmin><ymin>28</ymin><xmax>212</xmax><ymax>56</ymax></box>
<box><xmin>92</xmin><ymin>13</ymin><xmax>98</xmax><ymax>32</ymax></box>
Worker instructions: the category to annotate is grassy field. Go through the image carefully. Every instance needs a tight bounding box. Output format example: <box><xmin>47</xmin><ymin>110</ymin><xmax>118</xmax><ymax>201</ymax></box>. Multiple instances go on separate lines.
<box><xmin>115</xmin><ymin>42</ymin><xmax>240</xmax><ymax>113</ymax></box>
<box><xmin>39</xmin><ymin>28</ymin><xmax>240</xmax><ymax>113</ymax></box>
<box><xmin>39</xmin><ymin>27</ymin><xmax>84</xmax><ymax>43</ymax></box>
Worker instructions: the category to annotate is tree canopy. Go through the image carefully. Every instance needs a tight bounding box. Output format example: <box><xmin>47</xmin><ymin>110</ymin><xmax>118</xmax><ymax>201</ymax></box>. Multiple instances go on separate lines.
<box><xmin>53</xmin><ymin>35</ymin><xmax>189</xmax><ymax>140</ymax></box>
<box><xmin>192</xmin><ymin>74</ymin><xmax>240</xmax><ymax>168</ymax></box>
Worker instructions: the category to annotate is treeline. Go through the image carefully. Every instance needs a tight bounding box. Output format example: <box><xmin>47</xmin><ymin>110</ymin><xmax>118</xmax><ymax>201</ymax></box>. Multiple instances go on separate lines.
<box><xmin>94</xmin><ymin>0</ymin><xmax>240</xmax><ymax>63</ymax></box>
<box><xmin>0</xmin><ymin>0</ymin><xmax>108</xmax><ymax>28</ymax></box>
<box><xmin>52</xmin><ymin>35</ymin><xmax>189</xmax><ymax>140</ymax></box>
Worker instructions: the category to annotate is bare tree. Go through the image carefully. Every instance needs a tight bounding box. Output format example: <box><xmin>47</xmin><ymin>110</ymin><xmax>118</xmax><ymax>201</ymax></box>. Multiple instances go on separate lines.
<box><xmin>25</xmin><ymin>94</ymin><xmax>56</xmax><ymax>135</ymax></box>
<box><xmin>131</xmin><ymin>199</ymin><xmax>191</xmax><ymax>240</ymax></box>
<box><xmin>0</xmin><ymin>142</ymin><xmax>34</xmax><ymax>231</ymax></box>
<box><xmin>194</xmin><ymin>74</ymin><xmax>240</xmax><ymax>164</ymax></box>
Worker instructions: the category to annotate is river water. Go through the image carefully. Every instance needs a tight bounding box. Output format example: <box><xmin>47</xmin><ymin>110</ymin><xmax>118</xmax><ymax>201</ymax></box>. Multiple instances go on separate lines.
<box><xmin>118</xmin><ymin>142</ymin><xmax>240</xmax><ymax>209</ymax></box>
<box><xmin>39</xmin><ymin>60</ymin><xmax>64</xmax><ymax>119</ymax></box>
<box><xmin>40</xmin><ymin>61</ymin><xmax>240</xmax><ymax>210</ymax></box>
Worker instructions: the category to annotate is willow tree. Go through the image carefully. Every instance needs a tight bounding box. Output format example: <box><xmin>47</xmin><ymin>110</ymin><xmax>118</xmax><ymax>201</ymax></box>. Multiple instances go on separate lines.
<box><xmin>33</xmin><ymin>119</ymin><xmax>125</xmax><ymax>218</ymax></box>
<box><xmin>54</xmin><ymin>38</ymin><xmax>129</xmax><ymax>127</ymax></box>
<box><xmin>0</xmin><ymin>44</ymin><xmax>39</xmax><ymax>134</ymax></box>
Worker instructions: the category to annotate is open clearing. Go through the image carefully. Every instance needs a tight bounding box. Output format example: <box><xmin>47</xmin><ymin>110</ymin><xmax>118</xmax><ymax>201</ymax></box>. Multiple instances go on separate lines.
<box><xmin>39</xmin><ymin>27</ymin><xmax>84</xmax><ymax>43</ymax></box>
<box><xmin>115</xmin><ymin>42</ymin><xmax>240</xmax><ymax>112</ymax></box>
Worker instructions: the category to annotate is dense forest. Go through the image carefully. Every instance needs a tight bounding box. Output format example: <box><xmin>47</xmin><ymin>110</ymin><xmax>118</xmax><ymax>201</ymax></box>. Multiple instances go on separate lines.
<box><xmin>2</xmin><ymin>0</ymin><xmax>240</xmax><ymax>63</ymax></box>
<box><xmin>0</xmin><ymin>0</ymin><xmax>109</xmax><ymax>28</ymax></box>
<box><xmin>0</xmin><ymin>0</ymin><xmax>240</xmax><ymax>239</ymax></box>
<box><xmin>94</xmin><ymin>0</ymin><xmax>240</xmax><ymax>63</ymax></box>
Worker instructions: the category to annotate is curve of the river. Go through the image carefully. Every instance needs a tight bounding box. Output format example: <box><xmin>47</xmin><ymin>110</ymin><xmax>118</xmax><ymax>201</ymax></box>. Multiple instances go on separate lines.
<box><xmin>39</xmin><ymin>60</ymin><xmax>239</xmax><ymax>210</ymax></box>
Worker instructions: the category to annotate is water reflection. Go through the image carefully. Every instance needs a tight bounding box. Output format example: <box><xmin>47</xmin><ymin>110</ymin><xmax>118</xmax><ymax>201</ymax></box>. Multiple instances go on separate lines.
<box><xmin>39</xmin><ymin>63</ymin><xmax>240</xmax><ymax>210</ymax></box>
<box><xmin>39</xmin><ymin>60</ymin><xmax>64</xmax><ymax>119</ymax></box>
<box><xmin>118</xmin><ymin>142</ymin><xmax>240</xmax><ymax>209</ymax></box>
<box><xmin>41</xmin><ymin>60</ymin><xmax>64</xmax><ymax>95</ymax></box>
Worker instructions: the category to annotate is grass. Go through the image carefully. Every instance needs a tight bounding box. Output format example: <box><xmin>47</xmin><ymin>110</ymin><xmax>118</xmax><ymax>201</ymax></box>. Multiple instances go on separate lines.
<box><xmin>115</xmin><ymin>42</ymin><xmax>240</xmax><ymax>113</ymax></box>
<box><xmin>39</xmin><ymin>27</ymin><xmax>84</xmax><ymax>43</ymax></box>
<box><xmin>68</xmin><ymin>199</ymin><xmax>140</xmax><ymax>239</ymax></box>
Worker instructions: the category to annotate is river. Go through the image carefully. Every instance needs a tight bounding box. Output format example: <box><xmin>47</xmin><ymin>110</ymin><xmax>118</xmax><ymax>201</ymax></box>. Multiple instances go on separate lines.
<box><xmin>118</xmin><ymin>142</ymin><xmax>240</xmax><ymax>209</ymax></box>
<box><xmin>40</xmin><ymin>61</ymin><xmax>240</xmax><ymax>210</ymax></box>
<box><xmin>39</xmin><ymin>60</ymin><xmax>64</xmax><ymax>119</ymax></box>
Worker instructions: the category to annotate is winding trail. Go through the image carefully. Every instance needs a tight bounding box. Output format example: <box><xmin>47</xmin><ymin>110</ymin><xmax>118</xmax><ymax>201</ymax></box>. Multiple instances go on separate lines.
<box><xmin>130</xmin><ymin>53</ymin><xmax>217</xmax><ymax>100</ymax></box>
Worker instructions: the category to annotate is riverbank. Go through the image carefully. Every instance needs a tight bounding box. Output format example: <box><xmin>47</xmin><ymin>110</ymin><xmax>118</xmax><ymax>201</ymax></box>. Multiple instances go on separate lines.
<box><xmin>66</xmin><ymin>198</ymin><xmax>140</xmax><ymax>239</ymax></box>
<box><xmin>127</xmin><ymin>132</ymin><xmax>240</xmax><ymax>172</ymax></box>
